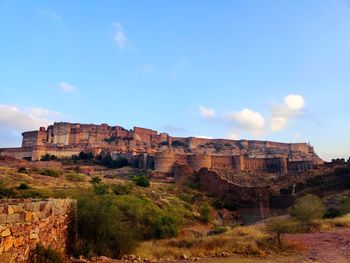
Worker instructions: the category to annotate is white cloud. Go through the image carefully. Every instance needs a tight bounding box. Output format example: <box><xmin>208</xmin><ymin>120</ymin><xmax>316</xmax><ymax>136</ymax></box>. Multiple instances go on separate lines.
<box><xmin>199</xmin><ymin>105</ymin><xmax>215</xmax><ymax>119</ymax></box>
<box><xmin>229</xmin><ymin>109</ymin><xmax>265</xmax><ymax>136</ymax></box>
<box><xmin>227</xmin><ymin>132</ymin><xmax>240</xmax><ymax>140</ymax></box>
<box><xmin>112</xmin><ymin>22</ymin><xmax>128</xmax><ymax>48</ymax></box>
<box><xmin>269</xmin><ymin>94</ymin><xmax>305</xmax><ymax>131</ymax></box>
<box><xmin>39</xmin><ymin>8</ymin><xmax>62</xmax><ymax>22</ymax></box>
<box><xmin>0</xmin><ymin>104</ymin><xmax>61</xmax><ymax>132</ymax></box>
<box><xmin>194</xmin><ymin>135</ymin><xmax>213</xmax><ymax>139</ymax></box>
<box><xmin>0</xmin><ymin>104</ymin><xmax>63</xmax><ymax>147</ymax></box>
<box><xmin>58</xmin><ymin>82</ymin><xmax>76</xmax><ymax>93</ymax></box>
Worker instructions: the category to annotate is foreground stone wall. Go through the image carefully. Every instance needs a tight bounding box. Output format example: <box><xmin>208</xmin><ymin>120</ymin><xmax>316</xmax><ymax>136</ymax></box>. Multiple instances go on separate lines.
<box><xmin>0</xmin><ymin>199</ymin><xmax>75</xmax><ymax>262</ymax></box>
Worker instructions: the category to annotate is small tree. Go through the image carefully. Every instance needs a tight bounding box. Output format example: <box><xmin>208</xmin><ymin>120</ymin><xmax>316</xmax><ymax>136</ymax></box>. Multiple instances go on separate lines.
<box><xmin>291</xmin><ymin>194</ymin><xmax>325</xmax><ymax>223</ymax></box>
<box><xmin>265</xmin><ymin>217</ymin><xmax>299</xmax><ymax>249</ymax></box>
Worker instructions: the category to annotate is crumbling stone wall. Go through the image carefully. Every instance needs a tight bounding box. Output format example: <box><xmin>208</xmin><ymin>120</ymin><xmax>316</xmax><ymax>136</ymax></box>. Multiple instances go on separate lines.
<box><xmin>0</xmin><ymin>199</ymin><xmax>75</xmax><ymax>262</ymax></box>
<box><xmin>198</xmin><ymin>168</ymin><xmax>271</xmax><ymax>207</ymax></box>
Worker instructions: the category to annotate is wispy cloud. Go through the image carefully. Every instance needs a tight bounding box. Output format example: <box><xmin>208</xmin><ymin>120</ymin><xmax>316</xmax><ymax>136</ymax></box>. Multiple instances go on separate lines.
<box><xmin>163</xmin><ymin>125</ymin><xmax>188</xmax><ymax>135</ymax></box>
<box><xmin>39</xmin><ymin>8</ymin><xmax>62</xmax><ymax>22</ymax></box>
<box><xmin>0</xmin><ymin>104</ymin><xmax>63</xmax><ymax>147</ymax></box>
<box><xmin>169</xmin><ymin>61</ymin><xmax>191</xmax><ymax>80</ymax></box>
<box><xmin>199</xmin><ymin>105</ymin><xmax>215</xmax><ymax>119</ymax></box>
<box><xmin>137</xmin><ymin>64</ymin><xmax>154</xmax><ymax>73</ymax></box>
<box><xmin>58</xmin><ymin>82</ymin><xmax>76</xmax><ymax>93</ymax></box>
<box><xmin>111</xmin><ymin>22</ymin><xmax>128</xmax><ymax>48</ymax></box>
<box><xmin>0</xmin><ymin>104</ymin><xmax>61</xmax><ymax>132</ymax></box>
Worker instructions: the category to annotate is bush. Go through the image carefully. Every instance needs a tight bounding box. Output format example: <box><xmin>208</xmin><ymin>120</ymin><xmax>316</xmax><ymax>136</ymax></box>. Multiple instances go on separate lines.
<box><xmin>17</xmin><ymin>183</ymin><xmax>30</xmax><ymax>190</ymax></box>
<box><xmin>207</xmin><ymin>226</ymin><xmax>227</xmax><ymax>236</ymax></box>
<box><xmin>93</xmin><ymin>184</ymin><xmax>110</xmax><ymax>195</ymax></box>
<box><xmin>76</xmin><ymin>194</ymin><xmax>138</xmax><ymax>258</ymax></box>
<box><xmin>0</xmin><ymin>181</ymin><xmax>14</xmax><ymax>198</ymax></box>
<box><xmin>66</xmin><ymin>172</ymin><xmax>85</xmax><ymax>182</ymax></box>
<box><xmin>199</xmin><ymin>204</ymin><xmax>212</xmax><ymax>223</ymax></box>
<box><xmin>323</xmin><ymin>207</ymin><xmax>342</xmax><ymax>219</ymax></box>
<box><xmin>291</xmin><ymin>194</ymin><xmax>325</xmax><ymax>223</ymax></box>
<box><xmin>40</xmin><ymin>169</ymin><xmax>60</xmax><ymax>178</ymax></box>
<box><xmin>41</xmin><ymin>154</ymin><xmax>57</xmax><ymax>161</ymax></box>
<box><xmin>17</xmin><ymin>167</ymin><xmax>28</xmax><ymax>173</ymax></box>
<box><xmin>31</xmin><ymin>244</ymin><xmax>64</xmax><ymax>263</ymax></box>
<box><xmin>132</xmin><ymin>175</ymin><xmax>150</xmax><ymax>187</ymax></box>
<box><xmin>112</xmin><ymin>183</ymin><xmax>133</xmax><ymax>195</ymax></box>
<box><xmin>78</xmin><ymin>151</ymin><xmax>94</xmax><ymax>160</ymax></box>
<box><xmin>265</xmin><ymin>217</ymin><xmax>300</xmax><ymax>248</ymax></box>
<box><xmin>153</xmin><ymin>215</ymin><xmax>179</xmax><ymax>239</ymax></box>
<box><xmin>97</xmin><ymin>155</ymin><xmax>129</xmax><ymax>168</ymax></box>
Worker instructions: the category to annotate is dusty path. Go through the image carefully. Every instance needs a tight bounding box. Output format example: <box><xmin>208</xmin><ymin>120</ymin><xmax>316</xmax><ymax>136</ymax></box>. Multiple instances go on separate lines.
<box><xmin>286</xmin><ymin>228</ymin><xmax>350</xmax><ymax>263</ymax></box>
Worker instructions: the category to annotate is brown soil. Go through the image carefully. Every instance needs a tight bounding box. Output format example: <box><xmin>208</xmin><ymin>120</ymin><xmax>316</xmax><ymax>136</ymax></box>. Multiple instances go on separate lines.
<box><xmin>286</xmin><ymin>228</ymin><xmax>350</xmax><ymax>263</ymax></box>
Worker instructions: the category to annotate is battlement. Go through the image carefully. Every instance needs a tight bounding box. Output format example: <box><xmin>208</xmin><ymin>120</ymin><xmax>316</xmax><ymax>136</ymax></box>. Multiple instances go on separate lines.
<box><xmin>0</xmin><ymin>122</ymin><xmax>323</xmax><ymax>171</ymax></box>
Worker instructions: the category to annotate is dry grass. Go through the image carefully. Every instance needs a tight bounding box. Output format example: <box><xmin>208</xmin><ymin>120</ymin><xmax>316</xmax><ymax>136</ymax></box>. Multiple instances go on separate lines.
<box><xmin>308</xmin><ymin>213</ymin><xmax>350</xmax><ymax>231</ymax></box>
<box><xmin>135</xmin><ymin>226</ymin><xmax>284</xmax><ymax>260</ymax></box>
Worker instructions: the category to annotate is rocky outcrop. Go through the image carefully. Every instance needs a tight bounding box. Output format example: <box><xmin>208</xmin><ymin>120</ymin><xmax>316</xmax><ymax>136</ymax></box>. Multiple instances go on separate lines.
<box><xmin>0</xmin><ymin>199</ymin><xmax>75</xmax><ymax>262</ymax></box>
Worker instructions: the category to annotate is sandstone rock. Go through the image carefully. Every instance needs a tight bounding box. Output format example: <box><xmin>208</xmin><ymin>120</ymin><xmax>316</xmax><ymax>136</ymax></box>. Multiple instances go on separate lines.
<box><xmin>13</xmin><ymin>236</ymin><xmax>24</xmax><ymax>248</ymax></box>
<box><xmin>1</xmin><ymin>228</ymin><xmax>11</xmax><ymax>237</ymax></box>
<box><xmin>3</xmin><ymin>236</ymin><xmax>13</xmax><ymax>252</ymax></box>
<box><xmin>7</xmin><ymin>206</ymin><xmax>14</xmax><ymax>215</ymax></box>
<box><xmin>25</xmin><ymin>211</ymin><xmax>33</xmax><ymax>221</ymax></box>
<box><xmin>6</xmin><ymin>213</ymin><xmax>20</xmax><ymax>223</ymax></box>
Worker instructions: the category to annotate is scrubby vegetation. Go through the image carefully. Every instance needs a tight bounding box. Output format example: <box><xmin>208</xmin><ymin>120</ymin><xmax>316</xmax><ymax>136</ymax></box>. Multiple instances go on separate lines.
<box><xmin>31</xmin><ymin>244</ymin><xmax>64</xmax><ymax>263</ymax></box>
<box><xmin>40</xmin><ymin>169</ymin><xmax>60</xmax><ymax>178</ymax></box>
<box><xmin>132</xmin><ymin>174</ymin><xmax>150</xmax><ymax>187</ymax></box>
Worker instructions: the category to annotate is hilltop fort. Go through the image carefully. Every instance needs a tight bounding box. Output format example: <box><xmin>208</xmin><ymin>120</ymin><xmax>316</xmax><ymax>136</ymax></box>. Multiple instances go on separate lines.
<box><xmin>0</xmin><ymin>122</ymin><xmax>323</xmax><ymax>177</ymax></box>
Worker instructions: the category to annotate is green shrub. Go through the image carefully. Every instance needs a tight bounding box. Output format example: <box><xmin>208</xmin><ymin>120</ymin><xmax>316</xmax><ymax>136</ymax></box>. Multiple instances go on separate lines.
<box><xmin>17</xmin><ymin>167</ymin><xmax>28</xmax><ymax>173</ymax></box>
<box><xmin>207</xmin><ymin>226</ymin><xmax>227</xmax><ymax>236</ymax></box>
<box><xmin>31</xmin><ymin>244</ymin><xmax>64</xmax><ymax>263</ymax></box>
<box><xmin>112</xmin><ymin>183</ymin><xmax>133</xmax><ymax>195</ymax></box>
<box><xmin>96</xmin><ymin>155</ymin><xmax>129</xmax><ymax>168</ymax></box>
<box><xmin>323</xmin><ymin>207</ymin><xmax>342</xmax><ymax>219</ymax></box>
<box><xmin>132</xmin><ymin>175</ymin><xmax>150</xmax><ymax>187</ymax></box>
<box><xmin>76</xmin><ymin>194</ymin><xmax>138</xmax><ymax>258</ymax></box>
<box><xmin>340</xmin><ymin>197</ymin><xmax>350</xmax><ymax>214</ymax></box>
<box><xmin>93</xmin><ymin>183</ymin><xmax>110</xmax><ymax>195</ymax></box>
<box><xmin>90</xmin><ymin>176</ymin><xmax>102</xmax><ymax>185</ymax></box>
<box><xmin>66</xmin><ymin>172</ymin><xmax>85</xmax><ymax>182</ymax></box>
<box><xmin>291</xmin><ymin>194</ymin><xmax>325</xmax><ymax>223</ymax></box>
<box><xmin>199</xmin><ymin>204</ymin><xmax>212</xmax><ymax>223</ymax></box>
<box><xmin>153</xmin><ymin>215</ymin><xmax>178</xmax><ymax>239</ymax></box>
<box><xmin>40</xmin><ymin>169</ymin><xmax>60</xmax><ymax>178</ymax></box>
<box><xmin>41</xmin><ymin>154</ymin><xmax>58</xmax><ymax>161</ymax></box>
<box><xmin>17</xmin><ymin>183</ymin><xmax>30</xmax><ymax>190</ymax></box>
<box><xmin>0</xmin><ymin>181</ymin><xmax>14</xmax><ymax>198</ymax></box>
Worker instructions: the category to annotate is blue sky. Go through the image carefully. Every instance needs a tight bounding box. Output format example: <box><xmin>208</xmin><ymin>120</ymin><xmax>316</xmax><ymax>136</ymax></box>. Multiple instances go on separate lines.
<box><xmin>0</xmin><ymin>0</ymin><xmax>349</xmax><ymax>160</ymax></box>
